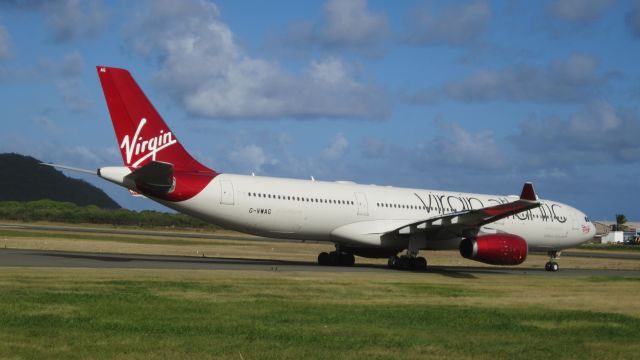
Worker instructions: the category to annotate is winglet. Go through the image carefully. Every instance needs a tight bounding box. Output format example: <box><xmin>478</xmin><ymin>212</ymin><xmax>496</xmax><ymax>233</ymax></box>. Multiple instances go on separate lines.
<box><xmin>520</xmin><ymin>182</ymin><xmax>537</xmax><ymax>201</ymax></box>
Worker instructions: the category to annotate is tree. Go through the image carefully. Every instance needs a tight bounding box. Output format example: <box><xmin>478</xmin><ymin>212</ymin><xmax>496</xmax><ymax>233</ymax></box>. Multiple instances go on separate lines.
<box><xmin>615</xmin><ymin>213</ymin><xmax>628</xmax><ymax>231</ymax></box>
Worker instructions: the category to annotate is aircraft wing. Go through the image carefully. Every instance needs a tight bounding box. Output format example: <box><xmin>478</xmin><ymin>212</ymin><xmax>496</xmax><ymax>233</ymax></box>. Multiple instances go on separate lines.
<box><xmin>391</xmin><ymin>182</ymin><xmax>540</xmax><ymax>239</ymax></box>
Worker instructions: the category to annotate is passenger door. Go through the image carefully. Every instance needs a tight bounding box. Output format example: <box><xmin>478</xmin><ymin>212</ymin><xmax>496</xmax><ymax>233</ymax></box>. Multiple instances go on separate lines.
<box><xmin>355</xmin><ymin>192</ymin><xmax>368</xmax><ymax>216</ymax></box>
<box><xmin>220</xmin><ymin>180</ymin><xmax>235</xmax><ymax>205</ymax></box>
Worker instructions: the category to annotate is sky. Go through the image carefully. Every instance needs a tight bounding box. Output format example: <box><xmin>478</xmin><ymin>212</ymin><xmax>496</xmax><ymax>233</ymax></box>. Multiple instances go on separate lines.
<box><xmin>0</xmin><ymin>0</ymin><xmax>639</xmax><ymax>221</ymax></box>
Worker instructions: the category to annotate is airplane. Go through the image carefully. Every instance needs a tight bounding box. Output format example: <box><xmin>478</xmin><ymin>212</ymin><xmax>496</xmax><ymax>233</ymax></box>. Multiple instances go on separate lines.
<box><xmin>49</xmin><ymin>66</ymin><xmax>597</xmax><ymax>272</ymax></box>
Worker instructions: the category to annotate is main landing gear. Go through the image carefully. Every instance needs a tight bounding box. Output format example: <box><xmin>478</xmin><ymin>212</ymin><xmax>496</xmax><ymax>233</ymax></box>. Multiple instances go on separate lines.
<box><xmin>317</xmin><ymin>251</ymin><xmax>355</xmax><ymax>266</ymax></box>
<box><xmin>545</xmin><ymin>251</ymin><xmax>560</xmax><ymax>272</ymax></box>
<box><xmin>388</xmin><ymin>254</ymin><xmax>427</xmax><ymax>271</ymax></box>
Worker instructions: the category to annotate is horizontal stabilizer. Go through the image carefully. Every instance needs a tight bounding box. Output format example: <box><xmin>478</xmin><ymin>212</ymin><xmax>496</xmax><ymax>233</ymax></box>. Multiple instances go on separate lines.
<box><xmin>124</xmin><ymin>161</ymin><xmax>174</xmax><ymax>196</ymax></box>
<box><xmin>40</xmin><ymin>163</ymin><xmax>97</xmax><ymax>176</ymax></box>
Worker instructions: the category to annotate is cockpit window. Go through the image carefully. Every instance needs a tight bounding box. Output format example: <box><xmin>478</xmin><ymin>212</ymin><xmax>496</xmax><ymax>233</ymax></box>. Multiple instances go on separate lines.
<box><xmin>584</xmin><ymin>216</ymin><xmax>590</xmax><ymax>222</ymax></box>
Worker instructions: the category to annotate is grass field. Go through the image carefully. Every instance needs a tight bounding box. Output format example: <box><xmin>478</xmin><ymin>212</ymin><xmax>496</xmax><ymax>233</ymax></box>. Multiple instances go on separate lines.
<box><xmin>580</xmin><ymin>243</ymin><xmax>640</xmax><ymax>252</ymax></box>
<box><xmin>1</xmin><ymin>223</ymin><xmax>640</xmax><ymax>358</ymax></box>
<box><xmin>1</xmin><ymin>268</ymin><xmax>640</xmax><ymax>359</ymax></box>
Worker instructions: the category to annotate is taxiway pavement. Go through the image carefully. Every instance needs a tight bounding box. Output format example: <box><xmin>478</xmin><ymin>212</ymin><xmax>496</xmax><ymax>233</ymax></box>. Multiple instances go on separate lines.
<box><xmin>1</xmin><ymin>248</ymin><xmax>639</xmax><ymax>277</ymax></box>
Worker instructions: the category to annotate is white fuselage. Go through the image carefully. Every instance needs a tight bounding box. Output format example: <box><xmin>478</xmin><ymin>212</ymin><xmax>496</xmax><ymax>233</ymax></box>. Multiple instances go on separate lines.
<box><xmin>140</xmin><ymin>173</ymin><xmax>595</xmax><ymax>253</ymax></box>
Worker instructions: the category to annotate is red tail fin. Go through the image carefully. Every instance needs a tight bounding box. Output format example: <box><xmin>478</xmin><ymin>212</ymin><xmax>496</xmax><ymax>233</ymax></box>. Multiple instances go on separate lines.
<box><xmin>96</xmin><ymin>66</ymin><xmax>215</xmax><ymax>175</ymax></box>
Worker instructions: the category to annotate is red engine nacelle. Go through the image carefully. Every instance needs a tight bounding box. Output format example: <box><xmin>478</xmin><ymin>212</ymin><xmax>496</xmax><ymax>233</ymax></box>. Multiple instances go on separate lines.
<box><xmin>459</xmin><ymin>234</ymin><xmax>528</xmax><ymax>265</ymax></box>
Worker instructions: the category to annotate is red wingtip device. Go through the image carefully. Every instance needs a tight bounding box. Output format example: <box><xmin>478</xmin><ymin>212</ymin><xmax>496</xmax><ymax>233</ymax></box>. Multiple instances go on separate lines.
<box><xmin>520</xmin><ymin>182</ymin><xmax>537</xmax><ymax>201</ymax></box>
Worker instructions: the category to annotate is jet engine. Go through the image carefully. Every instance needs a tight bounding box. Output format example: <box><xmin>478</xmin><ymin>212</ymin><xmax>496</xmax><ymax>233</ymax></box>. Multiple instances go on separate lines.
<box><xmin>459</xmin><ymin>234</ymin><xmax>528</xmax><ymax>265</ymax></box>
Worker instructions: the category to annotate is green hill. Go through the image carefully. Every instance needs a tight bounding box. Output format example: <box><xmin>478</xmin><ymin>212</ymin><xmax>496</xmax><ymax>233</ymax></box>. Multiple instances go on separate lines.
<box><xmin>0</xmin><ymin>153</ymin><xmax>120</xmax><ymax>209</ymax></box>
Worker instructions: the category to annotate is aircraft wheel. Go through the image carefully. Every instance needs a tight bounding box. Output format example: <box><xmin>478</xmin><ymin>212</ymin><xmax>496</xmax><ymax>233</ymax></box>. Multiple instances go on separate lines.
<box><xmin>318</xmin><ymin>252</ymin><xmax>330</xmax><ymax>266</ymax></box>
<box><xmin>341</xmin><ymin>253</ymin><xmax>355</xmax><ymax>266</ymax></box>
<box><xmin>415</xmin><ymin>257</ymin><xmax>427</xmax><ymax>270</ymax></box>
<box><xmin>399</xmin><ymin>256</ymin><xmax>410</xmax><ymax>270</ymax></box>
<box><xmin>328</xmin><ymin>251</ymin><xmax>340</xmax><ymax>266</ymax></box>
<box><xmin>545</xmin><ymin>262</ymin><xmax>559</xmax><ymax>272</ymax></box>
<box><xmin>389</xmin><ymin>256</ymin><xmax>400</xmax><ymax>269</ymax></box>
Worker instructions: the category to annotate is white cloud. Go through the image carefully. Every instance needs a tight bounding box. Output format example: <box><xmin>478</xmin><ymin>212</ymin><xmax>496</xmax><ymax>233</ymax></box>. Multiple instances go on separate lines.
<box><xmin>37</xmin><ymin>52</ymin><xmax>93</xmax><ymax>113</ymax></box>
<box><xmin>417</xmin><ymin>121</ymin><xmax>506</xmax><ymax>171</ymax></box>
<box><xmin>55</xmin><ymin>78</ymin><xmax>93</xmax><ymax>113</ymax></box>
<box><xmin>47</xmin><ymin>0</ymin><xmax>108</xmax><ymax>42</ymax></box>
<box><xmin>0</xmin><ymin>24</ymin><xmax>12</xmax><ymax>59</ymax></box>
<box><xmin>124</xmin><ymin>0</ymin><xmax>388</xmax><ymax>120</ymax></box>
<box><xmin>228</xmin><ymin>144</ymin><xmax>276</xmax><ymax>173</ymax></box>
<box><xmin>310</xmin><ymin>57</ymin><xmax>349</xmax><ymax>84</ymax></box>
<box><xmin>405</xmin><ymin>1</ymin><xmax>491</xmax><ymax>46</ymax></box>
<box><xmin>321</xmin><ymin>133</ymin><xmax>349</xmax><ymax>159</ymax></box>
<box><xmin>549</xmin><ymin>53</ymin><xmax>599</xmax><ymax>85</ymax></box>
<box><xmin>318</xmin><ymin>0</ymin><xmax>388</xmax><ymax>47</ymax></box>
<box><xmin>509</xmin><ymin>101</ymin><xmax>640</xmax><ymax>167</ymax></box>
<box><xmin>2</xmin><ymin>0</ymin><xmax>108</xmax><ymax>42</ymax></box>
<box><xmin>548</xmin><ymin>0</ymin><xmax>615</xmax><ymax>24</ymax></box>
<box><xmin>210</xmin><ymin>130</ymin><xmax>355</xmax><ymax>179</ymax></box>
<box><xmin>361</xmin><ymin>137</ymin><xmax>386</xmax><ymax>158</ymax></box>
<box><xmin>58</xmin><ymin>52</ymin><xmax>85</xmax><ymax>77</ymax></box>
<box><xmin>0</xmin><ymin>133</ymin><xmax>118</xmax><ymax>168</ymax></box>
<box><xmin>283</xmin><ymin>0</ymin><xmax>387</xmax><ymax>51</ymax></box>
<box><xmin>411</xmin><ymin>53</ymin><xmax>604</xmax><ymax>104</ymax></box>
<box><xmin>626</xmin><ymin>0</ymin><xmax>640</xmax><ymax>38</ymax></box>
